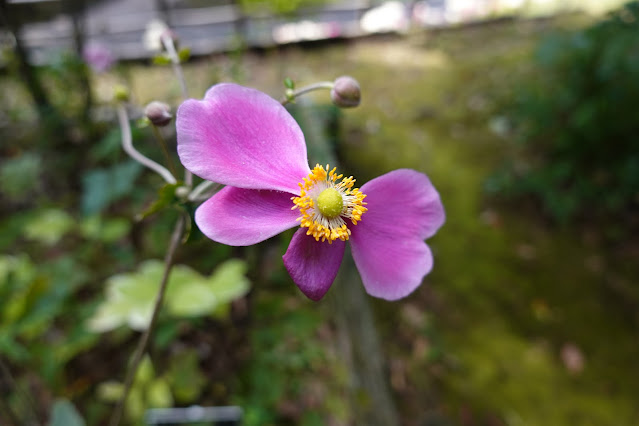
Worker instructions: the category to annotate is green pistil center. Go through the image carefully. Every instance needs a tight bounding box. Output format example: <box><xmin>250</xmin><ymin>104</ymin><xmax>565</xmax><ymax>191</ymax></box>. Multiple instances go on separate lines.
<box><xmin>316</xmin><ymin>188</ymin><xmax>343</xmax><ymax>218</ymax></box>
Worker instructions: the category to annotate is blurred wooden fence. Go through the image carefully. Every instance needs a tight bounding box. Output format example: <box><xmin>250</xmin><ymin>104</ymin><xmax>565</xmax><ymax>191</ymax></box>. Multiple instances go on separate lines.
<box><xmin>6</xmin><ymin>0</ymin><xmax>373</xmax><ymax>64</ymax></box>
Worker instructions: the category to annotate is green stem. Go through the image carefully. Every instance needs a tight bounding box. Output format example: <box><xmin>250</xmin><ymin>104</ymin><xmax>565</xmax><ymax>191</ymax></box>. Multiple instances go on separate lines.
<box><xmin>107</xmin><ymin>215</ymin><xmax>186</xmax><ymax>426</ymax></box>
<box><xmin>281</xmin><ymin>81</ymin><xmax>334</xmax><ymax>106</ymax></box>
<box><xmin>117</xmin><ymin>104</ymin><xmax>176</xmax><ymax>184</ymax></box>
<box><xmin>188</xmin><ymin>180</ymin><xmax>220</xmax><ymax>202</ymax></box>
<box><xmin>161</xmin><ymin>33</ymin><xmax>192</xmax><ymax>187</ymax></box>
<box><xmin>150</xmin><ymin>124</ymin><xmax>178</xmax><ymax>179</ymax></box>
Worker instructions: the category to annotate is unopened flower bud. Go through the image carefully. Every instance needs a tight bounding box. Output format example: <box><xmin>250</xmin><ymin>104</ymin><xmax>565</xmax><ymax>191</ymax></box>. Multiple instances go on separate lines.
<box><xmin>330</xmin><ymin>76</ymin><xmax>361</xmax><ymax>108</ymax></box>
<box><xmin>144</xmin><ymin>101</ymin><xmax>173</xmax><ymax>126</ymax></box>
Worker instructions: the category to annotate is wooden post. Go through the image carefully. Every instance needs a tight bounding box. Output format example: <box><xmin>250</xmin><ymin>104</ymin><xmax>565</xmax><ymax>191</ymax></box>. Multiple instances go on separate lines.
<box><xmin>293</xmin><ymin>102</ymin><xmax>399</xmax><ymax>425</ymax></box>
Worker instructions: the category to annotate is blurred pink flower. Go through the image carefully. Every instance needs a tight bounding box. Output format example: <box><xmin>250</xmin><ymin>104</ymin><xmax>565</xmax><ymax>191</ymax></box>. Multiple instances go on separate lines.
<box><xmin>82</xmin><ymin>42</ymin><xmax>115</xmax><ymax>73</ymax></box>
<box><xmin>177</xmin><ymin>83</ymin><xmax>445</xmax><ymax>301</ymax></box>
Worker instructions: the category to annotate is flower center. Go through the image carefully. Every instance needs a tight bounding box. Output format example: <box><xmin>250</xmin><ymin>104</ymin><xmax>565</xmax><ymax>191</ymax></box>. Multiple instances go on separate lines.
<box><xmin>317</xmin><ymin>188</ymin><xmax>343</xmax><ymax>218</ymax></box>
<box><xmin>292</xmin><ymin>164</ymin><xmax>367</xmax><ymax>243</ymax></box>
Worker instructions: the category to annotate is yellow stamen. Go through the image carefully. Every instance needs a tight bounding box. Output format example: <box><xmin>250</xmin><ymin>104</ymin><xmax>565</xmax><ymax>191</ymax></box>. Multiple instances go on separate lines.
<box><xmin>292</xmin><ymin>164</ymin><xmax>367</xmax><ymax>243</ymax></box>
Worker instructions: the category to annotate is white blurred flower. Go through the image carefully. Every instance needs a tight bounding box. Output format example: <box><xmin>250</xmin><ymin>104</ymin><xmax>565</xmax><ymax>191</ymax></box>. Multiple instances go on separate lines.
<box><xmin>143</xmin><ymin>19</ymin><xmax>169</xmax><ymax>51</ymax></box>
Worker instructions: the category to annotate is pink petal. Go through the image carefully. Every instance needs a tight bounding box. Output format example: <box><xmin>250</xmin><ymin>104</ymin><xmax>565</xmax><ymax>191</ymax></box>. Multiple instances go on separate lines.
<box><xmin>195</xmin><ymin>187</ymin><xmax>300</xmax><ymax>246</ymax></box>
<box><xmin>283</xmin><ymin>229</ymin><xmax>345</xmax><ymax>301</ymax></box>
<box><xmin>350</xmin><ymin>169</ymin><xmax>445</xmax><ymax>300</ymax></box>
<box><xmin>177</xmin><ymin>83</ymin><xmax>311</xmax><ymax>193</ymax></box>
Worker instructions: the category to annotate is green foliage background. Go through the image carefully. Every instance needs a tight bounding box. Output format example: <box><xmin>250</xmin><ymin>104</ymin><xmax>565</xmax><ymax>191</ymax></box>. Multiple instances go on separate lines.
<box><xmin>488</xmin><ymin>1</ymin><xmax>639</xmax><ymax>224</ymax></box>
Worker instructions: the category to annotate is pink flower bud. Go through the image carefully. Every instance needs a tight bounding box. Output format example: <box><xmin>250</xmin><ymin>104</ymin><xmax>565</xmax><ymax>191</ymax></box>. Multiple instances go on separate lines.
<box><xmin>330</xmin><ymin>76</ymin><xmax>361</xmax><ymax>108</ymax></box>
<box><xmin>144</xmin><ymin>101</ymin><xmax>172</xmax><ymax>126</ymax></box>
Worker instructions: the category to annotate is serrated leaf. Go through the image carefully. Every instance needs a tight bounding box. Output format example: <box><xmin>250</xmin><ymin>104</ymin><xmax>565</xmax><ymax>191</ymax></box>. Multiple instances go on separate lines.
<box><xmin>88</xmin><ymin>259</ymin><xmax>250</xmax><ymax>332</ymax></box>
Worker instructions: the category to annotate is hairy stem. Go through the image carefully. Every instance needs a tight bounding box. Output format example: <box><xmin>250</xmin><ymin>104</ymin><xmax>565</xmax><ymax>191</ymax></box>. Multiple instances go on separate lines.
<box><xmin>117</xmin><ymin>105</ymin><xmax>177</xmax><ymax>184</ymax></box>
<box><xmin>280</xmin><ymin>81</ymin><xmax>334</xmax><ymax>105</ymax></box>
<box><xmin>150</xmin><ymin>124</ymin><xmax>178</xmax><ymax>179</ymax></box>
<box><xmin>107</xmin><ymin>215</ymin><xmax>186</xmax><ymax>426</ymax></box>
<box><xmin>188</xmin><ymin>180</ymin><xmax>220</xmax><ymax>202</ymax></box>
<box><xmin>161</xmin><ymin>34</ymin><xmax>192</xmax><ymax>187</ymax></box>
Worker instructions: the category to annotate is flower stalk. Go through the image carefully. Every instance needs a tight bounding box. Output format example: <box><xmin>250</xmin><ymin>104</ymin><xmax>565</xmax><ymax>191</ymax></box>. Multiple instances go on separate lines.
<box><xmin>161</xmin><ymin>33</ymin><xmax>192</xmax><ymax>187</ymax></box>
<box><xmin>107</xmin><ymin>214</ymin><xmax>186</xmax><ymax>426</ymax></box>
<box><xmin>187</xmin><ymin>179</ymin><xmax>221</xmax><ymax>202</ymax></box>
<box><xmin>150</xmin><ymin>123</ymin><xmax>178</xmax><ymax>179</ymax></box>
<box><xmin>117</xmin><ymin>104</ymin><xmax>177</xmax><ymax>185</ymax></box>
<box><xmin>280</xmin><ymin>81</ymin><xmax>334</xmax><ymax>105</ymax></box>
<box><xmin>161</xmin><ymin>34</ymin><xmax>188</xmax><ymax>102</ymax></box>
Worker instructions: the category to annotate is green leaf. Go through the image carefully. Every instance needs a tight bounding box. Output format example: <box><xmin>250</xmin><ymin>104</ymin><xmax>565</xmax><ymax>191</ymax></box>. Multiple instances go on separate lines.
<box><xmin>136</xmin><ymin>117</ymin><xmax>150</xmax><ymax>128</ymax></box>
<box><xmin>207</xmin><ymin>259</ymin><xmax>251</xmax><ymax>304</ymax></box>
<box><xmin>96</xmin><ymin>381</ymin><xmax>124</xmax><ymax>402</ymax></box>
<box><xmin>153</xmin><ymin>54</ymin><xmax>172</xmax><ymax>65</ymax></box>
<box><xmin>81</xmin><ymin>161</ymin><xmax>143</xmax><ymax>215</ymax></box>
<box><xmin>23</xmin><ymin>209</ymin><xmax>74</xmax><ymax>245</ymax></box>
<box><xmin>0</xmin><ymin>332</ymin><xmax>30</xmax><ymax>361</ymax></box>
<box><xmin>167</xmin><ymin>281</ymin><xmax>218</xmax><ymax>317</ymax></box>
<box><xmin>49</xmin><ymin>399</ymin><xmax>86</xmax><ymax>426</ymax></box>
<box><xmin>178</xmin><ymin>47</ymin><xmax>191</xmax><ymax>63</ymax></box>
<box><xmin>284</xmin><ymin>77</ymin><xmax>295</xmax><ymax>89</ymax></box>
<box><xmin>0</xmin><ymin>152</ymin><xmax>41</xmax><ymax>201</ymax></box>
<box><xmin>89</xmin><ymin>128</ymin><xmax>123</xmax><ymax>162</ymax></box>
<box><xmin>87</xmin><ymin>260</ymin><xmax>161</xmax><ymax>332</ymax></box>
<box><xmin>136</xmin><ymin>356</ymin><xmax>155</xmax><ymax>385</ymax></box>
<box><xmin>0</xmin><ymin>254</ymin><xmax>36</xmax><ymax>290</ymax></box>
<box><xmin>147</xmin><ymin>378</ymin><xmax>173</xmax><ymax>408</ymax></box>
<box><xmin>139</xmin><ymin>183</ymin><xmax>182</xmax><ymax>220</ymax></box>
<box><xmin>80</xmin><ymin>216</ymin><xmax>130</xmax><ymax>243</ymax></box>
<box><xmin>168</xmin><ymin>350</ymin><xmax>206</xmax><ymax>403</ymax></box>
<box><xmin>126</xmin><ymin>388</ymin><xmax>146</xmax><ymax>422</ymax></box>
<box><xmin>165</xmin><ymin>259</ymin><xmax>250</xmax><ymax>317</ymax></box>
<box><xmin>88</xmin><ymin>259</ymin><xmax>250</xmax><ymax>332</ymax></box>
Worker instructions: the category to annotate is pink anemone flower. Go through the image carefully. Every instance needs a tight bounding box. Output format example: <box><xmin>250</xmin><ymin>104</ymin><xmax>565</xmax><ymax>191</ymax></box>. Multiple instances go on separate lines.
<box><xmin>177</xmin><ymin>83</ymin><xmax>445</xmax><ymax>301</ymax></box>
